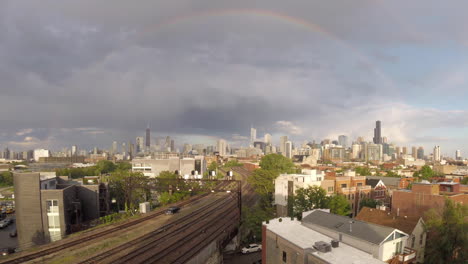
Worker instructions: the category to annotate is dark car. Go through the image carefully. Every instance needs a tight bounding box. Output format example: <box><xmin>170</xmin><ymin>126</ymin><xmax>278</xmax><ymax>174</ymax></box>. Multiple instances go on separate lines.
<box><xmin>0</xmin><ymin>248</ymin><xmax>15</xmax><ymax>256</ymax></box>
<box><xmin>165</xmin><ymin>206</ymin><xmax>180</xmax><ymax>215</ymax></box>
<box><xmin>9</xmin><ymin>229</ymin><xmax>17</xmax><ymax>237</ymax></box>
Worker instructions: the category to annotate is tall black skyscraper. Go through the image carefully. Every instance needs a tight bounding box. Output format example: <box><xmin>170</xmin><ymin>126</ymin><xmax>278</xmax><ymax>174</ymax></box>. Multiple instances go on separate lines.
<box><xmin>146</xmin><ymin>126</ymin><xmax>151</xmax><ymax>148</ymax></box>
<box><xmin>373</xmin><ymin>121</ymin><xmax>382</xmax><ymax>144</ymax></box>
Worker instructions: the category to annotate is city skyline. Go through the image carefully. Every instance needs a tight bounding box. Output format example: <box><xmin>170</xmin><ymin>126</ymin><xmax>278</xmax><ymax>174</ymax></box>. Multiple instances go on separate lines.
<box><xmin>1</xmin><ymin>1</ymin><xmax>468</xmax><ymax>154</ymax></box>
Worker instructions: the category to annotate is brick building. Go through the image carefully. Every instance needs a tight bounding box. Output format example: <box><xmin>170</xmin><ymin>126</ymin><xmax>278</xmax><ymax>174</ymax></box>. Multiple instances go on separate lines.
<box><xmin>391</xmin><ymin>182</ymin><xmax>468</xmax><ymax>218</ymax></box>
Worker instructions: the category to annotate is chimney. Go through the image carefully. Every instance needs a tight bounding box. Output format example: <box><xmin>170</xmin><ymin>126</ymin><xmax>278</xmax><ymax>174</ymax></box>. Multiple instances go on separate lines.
<box><xmin>349</xmin><ymin>221</ymin><xmax>354</xmax><ymax>232</ymax></box>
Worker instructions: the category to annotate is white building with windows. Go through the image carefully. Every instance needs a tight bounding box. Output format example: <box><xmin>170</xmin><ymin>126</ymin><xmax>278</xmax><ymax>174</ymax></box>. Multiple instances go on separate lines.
<box><xmin>274</xmin><ymin>170</ymin><xmax>325</xmax><ymax>216</ymax></box>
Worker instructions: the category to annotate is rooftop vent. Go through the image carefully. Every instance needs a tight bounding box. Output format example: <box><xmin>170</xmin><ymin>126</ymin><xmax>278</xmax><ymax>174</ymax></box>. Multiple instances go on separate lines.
<box><xmin>331</xmin><ymin>240</ymin><xmax>339</xmax><ymax>248</ymax></box>
<box><xmin>314</xmin><ymin>241</ymin><xmax>332</xmax><ymax>253</ymax></box>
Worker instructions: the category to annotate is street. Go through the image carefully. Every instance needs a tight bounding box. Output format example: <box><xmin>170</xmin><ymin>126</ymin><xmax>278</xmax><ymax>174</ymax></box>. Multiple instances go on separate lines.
<box><xmin>223</xmin><ymin>251</ymin><xmax>261</xmax><ymax>264</ymax></box>
<box><xmin>0</xmin><ymin>215</ymin><xmax>17</xmax><ymax>249</ymax></box>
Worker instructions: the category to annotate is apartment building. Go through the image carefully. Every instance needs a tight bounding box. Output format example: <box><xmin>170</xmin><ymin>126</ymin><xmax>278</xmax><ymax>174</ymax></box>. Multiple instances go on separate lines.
<box><xmin>392</xmin><ymin>181</ymin><xmax>468</xmax><ymax>218</ymax></box>
<box><xmin>328</xmin><ymin>174</ymin><xmax>372</xmax><ymax>215</ymax></box>
<box><xmin>356</xmin><ymin>207</ymin><xmax>426</xmax><ymax>263</ymax></box>
<box><xmin>14</xmin><ymin>173</ymin><xmax>109</xmax><ymax>249</ymax></box>
<box><xmin>274</xmin><ymin>170</ymin><xmax>326</xmax><ymax>216</ymax></box>
<box><xmin>263</xmin><ymin>210</ymin><xmax>415</xmax><ymax>264</ymax></box>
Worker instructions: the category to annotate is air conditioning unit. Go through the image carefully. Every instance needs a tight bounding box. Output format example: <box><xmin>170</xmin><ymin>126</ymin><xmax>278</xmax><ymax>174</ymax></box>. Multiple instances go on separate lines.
<box><xmin>314</xmin><ymin>241</ymin><xmax>332</xmax><ymax>253</ymax></box>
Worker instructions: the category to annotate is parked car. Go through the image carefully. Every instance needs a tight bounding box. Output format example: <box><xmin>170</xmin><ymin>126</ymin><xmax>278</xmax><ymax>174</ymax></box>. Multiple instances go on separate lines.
<box><xmin>0</xmin><ymin>220</ymin><xmax>8</xmax><ymax>228</ymax></box>
<box><xmin>165</xmin><ymin>206</ymin><xmax>180</xmax><ymax>215</ymax></box>
<box><xmin>9</xmin><ymin>229</ymin><xmax>17</xmax><ymax>238</ymax></box>
<box><xmin>241</xmin><ymin>244</ymin><xmax>262</xmax><ymax>254</ymax></box>
<box><xmin>0</xmin><ymin>248</ymin><xmax>15</xmax><ymax>256</ymax></box>
<box><xmin>5</xmin><ymin>208</ymin><xmax>14</xmax><ymax>214</ymax></box>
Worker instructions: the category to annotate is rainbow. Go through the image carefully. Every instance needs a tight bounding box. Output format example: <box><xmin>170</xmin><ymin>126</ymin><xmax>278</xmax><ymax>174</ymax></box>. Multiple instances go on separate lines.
<box><xmin>138</xmin><ymin>8</ymin><xmax>394</xmax><ymax>87</ymax></box>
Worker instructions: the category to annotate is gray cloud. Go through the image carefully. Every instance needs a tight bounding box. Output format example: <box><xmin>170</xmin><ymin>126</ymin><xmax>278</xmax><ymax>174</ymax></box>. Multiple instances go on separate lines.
<box><xmin>1</xmin><ymin>0</ymin><xmax>468</xmax><ymax>154</ymax></box>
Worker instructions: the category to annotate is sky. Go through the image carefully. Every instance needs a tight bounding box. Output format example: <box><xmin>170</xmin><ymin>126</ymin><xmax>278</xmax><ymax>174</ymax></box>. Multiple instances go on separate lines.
<box><xmin>1</xmin><ymin>0</ymin><xmax>468</xmax><ymax>157</ymax></box>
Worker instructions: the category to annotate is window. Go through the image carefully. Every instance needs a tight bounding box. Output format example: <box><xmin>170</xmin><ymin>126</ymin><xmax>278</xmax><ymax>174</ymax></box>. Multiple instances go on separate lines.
<box><xmin>282</xmin><ymin>251</ymin><xmax>287</xmax><ymax>262</ymax></box>
<box><xmin>412</xmin><ymin>236</ymin><xmax>415</xmax><ymax>248</ymax></box>
<box><xmin>46</xmin><ymin>200</ymin><xmax>59</xmax><ymax>213</ymax></box>
<box><xmin>351</xmin><ymin>194</ymin><xmax>354</xmax><ymax>200</ymax></box>
<box><xmin>341</xmin><ymin>184</ymin><xmax>347</xmax><ymax>188</ymax></box>
<box><xmin>357</xmin><ymin>183</ymin><xmax>363</xmax><ymax>187</ymax></box>
<box><xmin>328</xmin><ymin>187</ymin><xmax>334</xmax><ymax>192</ymax></box>
<box><xmin>419</xmin><ymin>234</ymin><xmax>423</xmax><ymax>245</ymax></box>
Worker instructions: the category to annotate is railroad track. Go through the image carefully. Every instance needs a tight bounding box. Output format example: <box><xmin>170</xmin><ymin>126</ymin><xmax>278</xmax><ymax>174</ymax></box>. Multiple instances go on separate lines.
<box><xmin>79</xmin><ymin>193</ymin><xmax>238</xmax><ymax>264</ymax></box>
<box><xmin>1</xmin><ymin>193</ymin><xmax>211</xmax><ymax>264</ymax></box>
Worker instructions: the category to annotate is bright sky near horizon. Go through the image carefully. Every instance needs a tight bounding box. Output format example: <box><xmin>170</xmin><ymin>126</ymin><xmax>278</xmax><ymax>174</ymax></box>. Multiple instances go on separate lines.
<box><xmin>1</xmin><ymin>0</ymin><xmax>468</xmax><ymax>156</ymax></box>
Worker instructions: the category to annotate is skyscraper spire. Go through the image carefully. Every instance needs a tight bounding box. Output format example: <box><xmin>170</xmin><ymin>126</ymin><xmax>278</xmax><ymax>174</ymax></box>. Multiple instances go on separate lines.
<box><xmin>146</xmin><ymin>125</ymin><xmax>151</xmax><ymax>148</ymax></box>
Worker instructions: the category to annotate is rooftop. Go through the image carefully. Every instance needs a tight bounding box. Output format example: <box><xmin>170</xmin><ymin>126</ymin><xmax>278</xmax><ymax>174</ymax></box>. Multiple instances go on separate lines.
<box><xmin>302</xmin><ymin>210</ymin><xmax>402</xmax><ymax>245</ymax></box>
<box><xmin>265</xmin><ymin>218</ymin><xmax>385</xmax><ymax>264</ymax></box>
<box><xmin>356</xmin><ymin>207</ymin><xmax>422</xmax><ymax>234</ymax></box>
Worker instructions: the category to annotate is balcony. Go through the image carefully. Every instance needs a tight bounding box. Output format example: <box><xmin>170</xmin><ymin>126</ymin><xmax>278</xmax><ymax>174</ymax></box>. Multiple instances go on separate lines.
<box><xmin>357</xmin><ymin>185</ymin><xmax>371</xmax><ymax>191</ymax></box>
<box><xmin>389</xmin><ymin>247</ymin><xmax>417</xmax><ymax>264</ymax></box>
<box><xmin>341</xmin><ymin>187</ymin><xmax>356</xmax><ymax>193</ymax></box>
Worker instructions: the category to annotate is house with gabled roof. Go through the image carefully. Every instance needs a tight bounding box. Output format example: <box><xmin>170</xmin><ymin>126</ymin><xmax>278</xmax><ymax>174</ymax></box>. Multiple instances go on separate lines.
<box><xmin>356</xmin><ymin>207</ymin><xmax>426</xmax><ymax>263</ymax></box>
<box><xmin>301</xmin><ymin>210</ymin><xmax>416</xmax><ymax>263</ymax></box>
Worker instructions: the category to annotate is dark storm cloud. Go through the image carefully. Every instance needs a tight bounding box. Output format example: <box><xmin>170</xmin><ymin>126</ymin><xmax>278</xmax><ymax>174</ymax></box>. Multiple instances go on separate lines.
<box><xmin>1</xmin><ymin>0</ymin><xmax>468</xmax><ymax>152</ymax></box>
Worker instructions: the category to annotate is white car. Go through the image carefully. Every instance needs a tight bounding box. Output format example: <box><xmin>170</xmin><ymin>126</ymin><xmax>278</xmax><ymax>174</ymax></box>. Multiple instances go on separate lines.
<box><xmin>241</xmin><ymin>244</ymin><xmax>262</xmax><ymax>254</ymax></box>
<box><xmin>0</xmin><ymin>220</ymin><xmax>8</xmax><ymax>228</ymax></box>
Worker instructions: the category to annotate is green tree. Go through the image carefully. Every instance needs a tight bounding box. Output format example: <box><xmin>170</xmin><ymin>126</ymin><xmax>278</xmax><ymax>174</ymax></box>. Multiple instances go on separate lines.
<box><xmin>329</xmin><ymin>195</ymin><xmax>351</xmax><ymax>216</ymax></box>
<box><xmin>108</xmin><ymin>171</ymin><xmax>149</xmax><ymax>211</ymax></box>
<box><xmin>242</xmin><ymin>205</ymin><xmax>274</xmax><ymax>243</ymax></box>
<box><xmin>293</xmin><ymin>186</ymin><xmax>330</xmax><ymax>219</ymax></box>
<box><xmin>424</xmin><ymin>199</ymin><xmax>468</xmax><ymax>264</ymax></box>
<box><xmin>96</xmin><ymin>160</ymin><xmax>117</xmax><ymax>174</ymax></box>
<box><xmin>413</xmin><ymin>165</ymin><xmax>435</xmax><ymax>181</ymax></box>
<box><xmin>208</xmin><ymin>161</ymin><xmax>218</xmax><ymax>172</ymax></box>
<box><xmin>460</xmin><ymin>177</ymin><xmax>468</xmax><ymax>185</ymax></box>
<box><xmin>359</xmin><ymin>197</ymin><xmax>382</xmax><ymax>210</ymax></box>
<box><xmin>223</xmin><ymin>160</ymin><xmax>243</xmax><ymax>168</ymax></box>
<box><xmin>0</xmin><ymin>171</ymin><xmax>13</xmax><ymax>186</ymax></box>
<box><xmin>247</xmin><ymin>169</ymin><xmax>277</xmax><ymax>200</ymax></box>
<box><xmin>116</xmin><ymin>162</ymin><xmax>132</xmax><ymax>171</ymax></box>
<box><xmin>385</xmin><ymin>171</ymin><xmax>399</xmax><ymax>178</ymax></box>
<box><xmin>355</xmin><ymin>167</ymin><xmax>371</xmax><ymax>176</ymax></box>
<box><xmin>259</xmin><ymin>154</ymin><xmax>296</xmax><ymax>174</ymax></box>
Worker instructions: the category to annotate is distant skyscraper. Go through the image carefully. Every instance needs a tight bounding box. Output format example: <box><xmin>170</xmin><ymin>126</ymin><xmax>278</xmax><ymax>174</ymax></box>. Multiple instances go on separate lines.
<box><xmin>145</xmin><ymin>126</ymin><xmax>151</xmax><ymax>148</ymax></box>
<box><xmin>279</xmin><ymin>136</ymin><xmax>288</xmax><ymax>155</ymax></box>
<box><xmin>411</xmin><ymin>146</ymin><xmax>417</xmax><ymax>159</ymax></box>
<box><xmin>373</xmin><ymin>121</ymin><xmax>382</xmax><ymax>144</ymax></box>
<box><xmin>136</xmin><ymin>137</ymin><xmax>144</xmax><ymax>153</ymax></box>
<box><xmin>111</xmin><ymin>141</ymin><xmax>118</xmax><ymax>155</ymax></box>
<box><xmin>217</xmin><ymin>139</ymin><xmax>227</xmax><ymax>156</ymax></box>
<box><xmin>285</xmin><ymin>141</ymin><xmax>293</xmax><ymax>159</ymax></box>
<box><xmin>250</xmin><ymin>127</ymin><xmax>257</xmax><ymax>145</ymax></box>
<box><xmin>264</xmin><ymin>133</ymin><xmax>272</xmax><ymax>145</ymax></box>
<box><xmin>338</xmin><ymin>135</ymin><xmax>348</xmax><ymax>148</ymax></box>
<box><xmin>382</xmin><ymin>137</ymin><xmax>388</xmax><ymax>144</ymax></box>
<box><xmin>402</xmin><ymin>147</ymin><xmax>408</xmax><ymax>155</ymax></box>
<box><xmin>456</xmin><ymin>150</ymin><xmax>461</xmax><ymax>160</ymax></box>
<box><xmin>170</xmin><ymin>140</ymin><xmax>175</xmax><ymax>152</ymax></box>
<box><xmin>417</xmin><ymin>147</ymin><xmax>424</xmax><ymax>160</ymax></box>
<box><xmin>71</xmin><ymin>145</ymin><xmax>77</xmax><ymax>156</ymax></box>
<box><xmin>433</xmin><ymin>146</ymin><xmax>441</xmax><ymax>162</ymax></box>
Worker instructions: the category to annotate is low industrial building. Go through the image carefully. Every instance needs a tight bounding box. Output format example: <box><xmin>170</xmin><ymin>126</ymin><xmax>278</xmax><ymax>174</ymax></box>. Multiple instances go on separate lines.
<box><xmin>132</xmin><ymin>155</ymin><xmax>206</xmax><ymax>177</ymax></box>
<box><xmin>14</xmin><ymin>173</ymin><xmax>109</xmax><ymax>249</ymax></box>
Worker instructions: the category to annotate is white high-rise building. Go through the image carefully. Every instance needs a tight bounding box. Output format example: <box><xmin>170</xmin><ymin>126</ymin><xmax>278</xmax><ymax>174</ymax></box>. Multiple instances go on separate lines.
<box><xmin>111</xmin><ymin>141</ymin><xmax>118</xmax><ymax>155</ymax></box>
<box><xmin>33</xmin><ymin>149</ymin><xmax>50</xmax><ymax>162</ymax></box>
<box><xmin>285</xmin><ymin>141</ymin><xmax>293</xmax><ymax>159</ymax></box>
<box><xmin>217</xmin><ymin>139</ymin><xmax>227</xmax><ymax>156</ymax></box>
<box><xmin>279</xmin><ymin>136</ymin><xmax>288</xmax><ymax>155</ymax></box>
<box><xmin>71</xmin><ymin>145</ymin><xmax>77</xmax><ymax>156</ymax></box>
<box><xmin>433</xmin><ymin>146</ymin><xmax>441</xmax><ymax>162</ymax></box>
<box><xmin>264</xmin><ymin>133</ymin><xmax>272</xmax><ymax>145</ymax></box>
<box><xmin>250</xmin><ymin>127</ymin><xmax>257</xmax><ymax>145</ymax></box>
<box><xmin>351</xmin><ymin>144</ymin><xmax>361</xmax><ymax>159</ymax></box>
<box><xmin>456</xmin><ymin>150</ymin><xmax>461</xmax><ymax>160</ymax></box>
